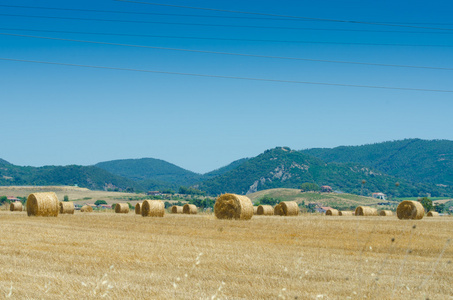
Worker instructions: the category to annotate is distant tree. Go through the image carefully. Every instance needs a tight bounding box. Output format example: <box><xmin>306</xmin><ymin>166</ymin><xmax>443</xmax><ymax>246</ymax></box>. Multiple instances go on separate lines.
<box><xmin>94</xmin><ymin>200</ymin><xmax>107</xmax><ymax>206</ymax></box>
<box><xmin>434</xmin><ymin>203</ymin><xmax>445</xmax><ymax>213</ymax></box>
<box><xmin>0</xmin><ymin>196</ymin><xmax>8</xmax><ymax>205</ymax></box>
<box><xmin>300</xmin><ymin>182</ymin><xmax>320</xmax><ymax>192</ymax></box>
<box><xmin>179</xmin><ymin>186</ymin><xmax>206</xmax><ymax>196</ymax></box>
<box><xmin>64</xmin><ymin>195</ymin><xmax>69</xmax><ymax>202</ymax></box>
<box><xmin>127</xmin><ymin>202</ymin><xmax>134</xmax><ymax>209</ymax></box>
<box><xmin>258</xmin><ymin>195</ymin><xmax>279</xmax><ymax>206</ymax></box>
<box><xmin>418</xmin><ymin>197</ymin><xmax>433</xmax><ymax>212</ymax></box>
<box><xmin>164</xmin><ymin>201</ymin><xmax>171</xmax><ymax>209</ymax></box>
<box><xmin>161</xmin><ymin>189</ymin><xmax>175</xmax><ymax>195</ymax></box>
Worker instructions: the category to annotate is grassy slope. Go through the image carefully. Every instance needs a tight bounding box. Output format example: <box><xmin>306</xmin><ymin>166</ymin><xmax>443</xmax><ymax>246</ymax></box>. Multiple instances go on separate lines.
<box><xmin>0</xmin><ymin>212</ymin><xmax>451</xmax><ymax>299</ymax></box>
<box><xmin>247</xmin><ymin>188</ymin><xmax>386</xmax><ymax>209</ymax></box>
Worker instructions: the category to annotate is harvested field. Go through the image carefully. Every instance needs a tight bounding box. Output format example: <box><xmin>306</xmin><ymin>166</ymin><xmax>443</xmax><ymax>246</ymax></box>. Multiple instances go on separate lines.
<box><xmin>0</xmin><ymin>212</ymin><xmax>451</xmax><ymax>299</ymax></box>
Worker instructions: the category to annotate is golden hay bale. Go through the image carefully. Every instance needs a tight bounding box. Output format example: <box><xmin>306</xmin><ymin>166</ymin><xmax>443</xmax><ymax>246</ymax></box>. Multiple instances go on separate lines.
<box><xmin>339</xmin><ymin>211</ymin><xmax>354</xmax><ymax>216</ymax></box>
<box><xmin>355</xmin><ymin>206</ymin><xmax>378</xmax><ymax>216</ymax></box>
<box><xmin>253</xmin><ymin>206</ymin><xmax>258</xmax><ymax>215</ymax></box>
<box><xmin>274</xmin><ymin>203</ymin><xmax>283</xmax><ymax>215</ymax></box>
<box><xmin>171</xmin><ymin>205</ymin><xmax>183</xmax><ymax>214</ymax></box>
<box><xmin>214</xmin><ymin>193</ymin><xmax>253</xmax><ymax>220</ymax></box>
<box><xmin>135</xmin><ymin>203</ymin><xmax>142</xmax><ymax>215</ymax></box>
<box><xmin>397</xmin><ymin>200</ymin><xmax>424</xmax><ymax>220</ymax></box>
<box><xmin>427</xmin><ymin>211</ymin><xmax>439</xmax><ymax>217</ymax></box>
<box><xmin>59</xmin><ymin>202</ymin><xmax>74</xmax><ymax>214</ymax></box>
<box><xmin>115</xmin><ymin>203</ymin><xmax>130</xmax><ymax>214</ymax></box>
<box><xmin>10</xmin><ymin>202</ymin><xmax>22</xmax><ymax>212</ymax></box>
<box><xmin>183</xmin><ymin>204</ymin><xmax>198</xmax><ymax>214</ymax></box>
<box><xmin>379</xmin><ymin>210</ymin><xmax>393</xmax><ymax>216</ymax></box>
<box><xmin>80</xmin><ymin>205</ymin><xmax>93</xmax><ymax>213</ymax></box>
<box><xmin>274</xmin><ymin>201</ymin><xmax>299</xmax><ymax>216</ymax></box>
<box><xmin>326</xmin><ymin>209</ymin><xmax>339</xmax><ymax>216</ymax></box>
<box><xmin>257</xmin><ymin>205</ymin><xmax>274</xmax><ymax>216</ymax></box>
<box><xmin>141</xmin><ymin>200</ymin><xmax>165</xmax><ymax>217</ymax></box>
<box><xmin>26</xmin><ymin>192</ymin><xmax>59</xmax><ymax>217</ymax></box>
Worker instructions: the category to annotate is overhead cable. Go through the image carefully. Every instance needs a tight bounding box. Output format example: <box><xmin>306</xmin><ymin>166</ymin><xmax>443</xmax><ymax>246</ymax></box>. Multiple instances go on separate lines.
<box><xmin>0</xmin><ymin>13</ymin><xmax>451</xmax><ymax>34</ymax></box>
<box><xmin>0</xmin><ymin>57</ymin><xmax>451</xmax><ymax>93</ymax></box>
<box><xmin>2</xmin><ymin>32</ymin><xmax>452</xmax><ymax>71</ymax></box>
<box><xmin>114</xmin><ymin>0</ymin><xmax>453</xmax><ymax>31</ymax></box>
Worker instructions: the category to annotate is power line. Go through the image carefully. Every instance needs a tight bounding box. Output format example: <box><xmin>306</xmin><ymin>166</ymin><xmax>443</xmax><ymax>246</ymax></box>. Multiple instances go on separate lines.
<box><xmin>1</xmin><ymin>57</ymin><xmax>451</xmax><ymax>92</ymax></box>
<box><xmin>2</xmin><ymin>3</ymin><xmax>453</xmax><ymax>26</ymax></box>
<box><xmin>2</xmin><ymin>32</ymin><xmax>452</xmax><ymax>71</ymax></box>
<box><xmin>115</xmin><ymin>0</ymin><xmax>453</xmax><ymax>31</ymax></box>
<box><xmin>1</xmin><ymin>13</ymin><xmax>451</xmax><ymax>34</ymax></box>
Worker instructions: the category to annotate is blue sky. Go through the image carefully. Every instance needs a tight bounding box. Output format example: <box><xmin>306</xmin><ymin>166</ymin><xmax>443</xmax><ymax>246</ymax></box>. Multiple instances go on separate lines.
<box><xmin>1</xmin><ymin>0</ymin><xmax>452</xmax><ymax>173</ymax></box>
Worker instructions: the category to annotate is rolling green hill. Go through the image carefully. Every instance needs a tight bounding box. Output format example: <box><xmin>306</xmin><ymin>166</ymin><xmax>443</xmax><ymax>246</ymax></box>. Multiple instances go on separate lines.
<box><xmin>247</xmin><ymin>188</ymin><xmax>386</xmax><ymax>210</ymax></box>
<box><xmin>302</xmin><ymin>139</ymin><xmax>453</xmax><ymax>186</ymax></box>
<box><xmin>197</xmin><ymin>147</ymin><xmax>452</xmax><ymax>197</ymax></box>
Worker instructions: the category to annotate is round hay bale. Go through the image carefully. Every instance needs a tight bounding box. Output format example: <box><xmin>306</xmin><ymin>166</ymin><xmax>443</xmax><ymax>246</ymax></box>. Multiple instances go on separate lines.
<box><xmin>278</xmin><ymin>201</ymin><xmax>299</xmax><ymax>216</ymax></box>
<box><xmin>397</xmin><ymin>200</ymin><xmax>424</xmax><ymax>220</ymax></box>
<box><xmin>183</xmin><ymin>204</ymin><xmax>197</xmax><ymax>214</ymax></box>
<box><xmin>10</xmin><ymin>202</ymin><xmax>22</xmax><ymax>212</ymax></box>
<box><xmin>355</xmin><ymin>206</ymin><xmax>378</xmax><ymax>216</ymax></box>
<box><xmin>80</xmin><ymin>205</ymin><xmax>93</xmax><ymax>213</ymax></box>
<box><xmin>257</xmin><ymin>205</ymin><xmax>274</xmax><ymax>216</ymax></box>
<box><xmin>379</xmin><ymin>210</ymin><xmax>393</xmax><ymax>216</ymax></box>
<box><xmin>26</xmin><ymin>192</ymin><xmax>59</xmax><ymax>217</ymax></box>
<box><xmin>135</xmin><ymin>203</ymin><xmax>142</xmax><ymax>215</ymax></box>
<box><xmin>59</xmin><ymin>202</ymin><xmax>74</xmax><ymax>214</ymax></box>
<box><xmin>274</xmin><ymin>203</ymin><xmax>283</xmax><ymax>216</ymax></box>
<box><xmin>339</xmin><ymin>211</ymin><xmax>354</xmax><ymax>216</ymax></box>
<box><xmin>171</xmin><ymin>205</ymin><xmax>183</xmax><ymax>214</ymax></box>
<box><xmin>141</xmin><ymin>200</ymin><xmax>165</xmax><ymax>217</ymax></box>
<box><xmin>253</xmin><ymin>206</ymin><xmax>258</xmax><ymax>215</ymax></box>
<box><xmin>115</xmin><ymin>203</ymin><xmax>130</xmax><ymax>214</ymax></box>
<box><xmin>326</xmin><ymin>209</ymin><xmax>339</xmax><ymax>216</ymax></box>
<box><xmin>427</xmin><ymin>211</ymin><xmax>439</xmax><ymax>217</ymax></box>
<box><xmin>214</xmin><ymin>193</ymin><xmax>253</xmax><ymax>220</ymax></box>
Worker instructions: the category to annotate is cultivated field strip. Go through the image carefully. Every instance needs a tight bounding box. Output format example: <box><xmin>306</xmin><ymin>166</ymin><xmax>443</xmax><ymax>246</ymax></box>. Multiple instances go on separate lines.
<box><xmin>0</xmin><ymin>212</ymin><xmax>451</xmax><ymax>299</ymax></box>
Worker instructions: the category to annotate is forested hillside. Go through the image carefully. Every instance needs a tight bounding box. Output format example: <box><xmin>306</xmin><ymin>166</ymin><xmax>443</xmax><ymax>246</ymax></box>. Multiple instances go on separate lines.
<box><xmin>0</xmin><ymin>162</ymin><xmax>139</xmax><ymax>191</ymax></box>
<box><xmin>197</xmin><ymin>147</ymin><xmax>450</xmax><ymax>197</ymax></box>
<box><xmin>302</xmin><ymin>139</ymin><xmax>453</xmax><ymax>186</ymax></box>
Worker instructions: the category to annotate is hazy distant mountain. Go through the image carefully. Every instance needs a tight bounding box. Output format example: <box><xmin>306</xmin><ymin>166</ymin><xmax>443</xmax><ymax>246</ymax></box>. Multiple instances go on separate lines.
<box><xmin>197</xmin><ymin>147</ymin><xmax>451</xmax><ymax>197</ymax></box>
<box><xmin>302</xmin><ymin>139</ymin><xmax>453</xmax><ymax>187</ymax></box>
<box><xmin>95</xmin><ymin>158</ymin><xmax>204</xmax><ymax>188</ymax></box>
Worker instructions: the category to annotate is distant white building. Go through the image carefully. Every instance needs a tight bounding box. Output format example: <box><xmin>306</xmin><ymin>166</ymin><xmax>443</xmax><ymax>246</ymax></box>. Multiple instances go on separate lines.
<box><xmin>372</xmin><ymin>192</ymin><xmax>386</xmax><ymax>200</ymax></box>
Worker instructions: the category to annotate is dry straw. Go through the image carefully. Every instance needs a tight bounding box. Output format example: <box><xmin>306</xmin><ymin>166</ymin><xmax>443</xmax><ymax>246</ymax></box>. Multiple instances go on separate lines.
<box><xmin>274</xmin><ymin>203</ymin><xmax>283</xmax><ymax>216</ymax></box>
<box><xmin>10</xmin><ymin>202</ymin><xmax>22</xmax><ymax>212</ymax></box>
<box><xmin>59</xmin><ymin>202</ymin><xmax>74</xmax><ymax>214</ymax></box>
<box><xmin>183</xmin><ymin>204</ymin><xmax>198</xmax><ymax>214</ymax></box>
<box><xmin>80</xmin><ymin>205</ymin><xmax>93</xmax><ymax>213</ymax></box>
<box><xmin>115</xmin><ymin>203</ymin><xmax>130</xmax><ymax>214</ymax></box>
<box><xmin>427</xmin><ymin>211</ymin><xmax>439</xmax><ymax>217</ymax></box>
<box><xmin>379</xmin><ymin>210</ymin><xmax>393</xmax><ymax>216</ymax></box>
<box><xmin>171</xmin><ymin>205</ymin><xmax>183</xmax><ymax>214</ymax></box>
<box><xmin>253</xmin><ymin>206</ymin><xmax>258</xmax><ymax>215</ymax></box>
<box><xmin>397</xmin><ymin>200</ymin><xmax>424</xmax><ymax>220</ymax></box>
<box><xmin>135</xmin><ymin>203</ymin><xmax>142</xmax><ymax>215</ymax></box>
<box><xmin>257</xmin><ymin>205</ymin><xmax>274</xmax><ymax>216</ymax></box>
<box><xmin>26</xmin><ymin>192</ymin><xmax>59</xmax><ymax>217</ymax></box>
<box><xmin>326</xmin><ymin>209</ymin><xmax>339</xmax><ymax>216</ymax></box>
<box><xmin>355</xmin><ymin>206</ymin><xmax>378</xmax><ymax>216</ymax></box>
<box><xmin>141</xmin><ymin>200</ymin><xmax>165</xmax><ymax>217</ymax></box>
<box><xmin>214</xmin><ymin>193</ymin><xmax>253</xmax><ymax>220</ymax></box>
<box><xmin>339</xmin><ymin>211</ymin><xmax>354</xmax><ymax>216</ymax></box>
<box><xmin>274</xmin><ymin>201</ymin><xmax>299</xmax><ymax>216</ymax></box>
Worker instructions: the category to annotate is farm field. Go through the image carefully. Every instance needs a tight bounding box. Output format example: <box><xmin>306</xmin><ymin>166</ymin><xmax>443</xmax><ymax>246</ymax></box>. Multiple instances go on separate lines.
<box><xmin>0</xmin><ymin>186</ymin><xmax>142</xmax><ymax>204</ymax></box>
<box><xmin>0</xmin><ymin>211</ymin><xmax>451</xmax><ymax>299</ymax></box>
